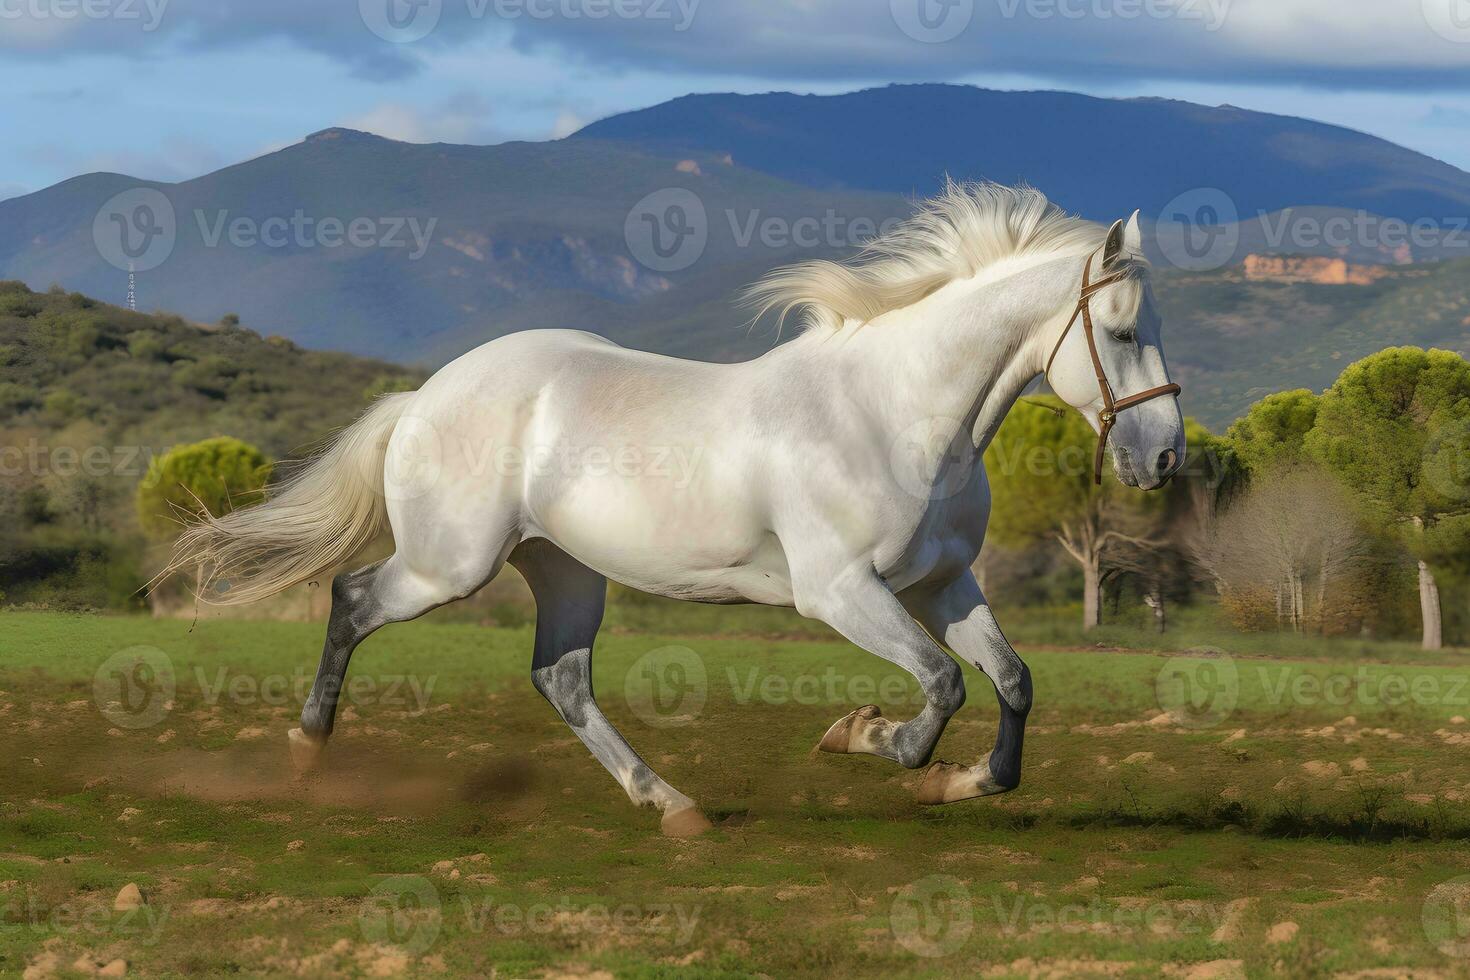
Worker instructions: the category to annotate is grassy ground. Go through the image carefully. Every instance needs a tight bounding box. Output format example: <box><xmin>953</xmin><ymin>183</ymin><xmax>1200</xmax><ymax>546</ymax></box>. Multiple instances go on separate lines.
<box><xmin>5</xmin><ymin>610</ymin><xmax>1470</xmax><ymax>978</ymax></box>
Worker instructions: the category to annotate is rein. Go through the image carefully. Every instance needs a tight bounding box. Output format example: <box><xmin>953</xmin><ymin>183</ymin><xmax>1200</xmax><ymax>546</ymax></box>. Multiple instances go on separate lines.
<box><xmin>1044</xmin><ymin>253</ymin><xmax>1182</xmax><ymax>485</ymax></box>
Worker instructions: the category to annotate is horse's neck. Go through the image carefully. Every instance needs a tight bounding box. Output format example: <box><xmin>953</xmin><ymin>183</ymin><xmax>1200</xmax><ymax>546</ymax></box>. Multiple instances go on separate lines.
<box><xmin>839</xmin><ymin>256</ymin><xmax>1080</xmax><ymax>450</ymax></box>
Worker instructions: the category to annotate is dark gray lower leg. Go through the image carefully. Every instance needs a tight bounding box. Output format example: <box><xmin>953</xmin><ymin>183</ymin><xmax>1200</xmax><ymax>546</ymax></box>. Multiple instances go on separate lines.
<box><xmin>300</xmin><ymin>562</ymin><xmax>387</xmax><ymax>740</ymax></box>
<box><xmin>513</xmin><ymin>542</ymin><xmax>703</xmax><ymax>827</ymax></box>
<box><xmin>907</xmin><ymin>571</ymin><xmax>1032</xmax><ymax>801</ymax></box>
<box><xmin>987</xmin><ymin>662</ymin><xmax>1031</xmax><ymax>789</ymax></box>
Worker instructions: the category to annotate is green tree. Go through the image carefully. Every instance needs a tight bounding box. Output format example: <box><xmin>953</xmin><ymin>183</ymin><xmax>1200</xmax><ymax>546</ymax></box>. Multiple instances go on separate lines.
<box><xmin>1227</xmin><ymin>388</ymin><xmax>1319</xmax><ymax>477</ymax></box>
<box><xmin>136</xmin><ymin>437</ymin><xmax>272</xmax><ymax>539</ymax></box>
<box><xmin>1304</xmin><ymin>347</ymin><xmax>1470</xmax><ymax>649</ymax></box>
<box><xmin>986</xmin><ymin>397</ymin><xmax>1178</xmax><ymax>630</ymax></box>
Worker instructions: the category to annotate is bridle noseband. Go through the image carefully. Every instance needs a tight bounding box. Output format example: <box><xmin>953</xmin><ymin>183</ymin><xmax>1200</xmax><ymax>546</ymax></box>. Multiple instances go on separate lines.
<box><xmin>1044</xmin><ymin>253</ymin><xmax>1182</xmax><ymax>485</ymax></box>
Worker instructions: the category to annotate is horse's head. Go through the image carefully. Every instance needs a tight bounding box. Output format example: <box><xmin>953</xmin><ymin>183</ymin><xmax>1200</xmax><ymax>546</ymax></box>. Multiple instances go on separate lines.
<box><xmin>1044</xmin><ymin>213</ymin><xmax>1185</xmax><ymax>491</ymax></box>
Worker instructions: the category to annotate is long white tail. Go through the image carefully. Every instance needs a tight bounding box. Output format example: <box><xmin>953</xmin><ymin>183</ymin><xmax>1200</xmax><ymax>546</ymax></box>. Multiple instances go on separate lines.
<box><xmin>159</xmin><ymin>392</ymin><xmax>414</xmax><ymax>605</ymax></box>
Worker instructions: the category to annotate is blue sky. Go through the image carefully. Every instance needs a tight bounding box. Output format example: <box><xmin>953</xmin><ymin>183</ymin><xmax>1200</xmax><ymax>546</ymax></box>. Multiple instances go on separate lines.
<box><xmin>3</xmin><ymin>0</ymin><xmax>1470</xmax><ymax>199</ymax></box>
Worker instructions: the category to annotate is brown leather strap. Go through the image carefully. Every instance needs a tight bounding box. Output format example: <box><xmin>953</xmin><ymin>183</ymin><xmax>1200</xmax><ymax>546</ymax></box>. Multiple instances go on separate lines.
<box><xmin>1043</xmin><ymin>253</ymin><xmax>1183</xmax><ymax>485</ymax></box>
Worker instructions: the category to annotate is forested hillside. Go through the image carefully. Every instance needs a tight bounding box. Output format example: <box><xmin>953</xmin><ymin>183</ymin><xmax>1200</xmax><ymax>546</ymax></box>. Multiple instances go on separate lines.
<box><xmin>0</xmin><ymin>281</ymin><xmax>423</xmax><ymax>607</ymax></box>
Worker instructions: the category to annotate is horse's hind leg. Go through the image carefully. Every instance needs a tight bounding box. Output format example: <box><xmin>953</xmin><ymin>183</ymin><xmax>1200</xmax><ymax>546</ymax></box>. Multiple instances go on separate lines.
<box><xmin>289</xmin><ymin>552</ymin><xmax>497</xmax><ymax>771</ymax></box>
<box><xmin>511</xmin><ymin>540</ymin><xmax>711</xmax><ymax>837</ymax></box>
<box><xmin>904</xmin><ymin>570</ymin><xmax>1032</xmax><ymax>804</ymax></box>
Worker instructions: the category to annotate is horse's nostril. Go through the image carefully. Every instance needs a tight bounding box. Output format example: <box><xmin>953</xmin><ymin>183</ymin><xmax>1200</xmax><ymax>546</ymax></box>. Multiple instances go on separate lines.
<box><xmin>1157</xmin><ymin>449</ymin><xmax>1178</xmax><ymax>477</ymax></box>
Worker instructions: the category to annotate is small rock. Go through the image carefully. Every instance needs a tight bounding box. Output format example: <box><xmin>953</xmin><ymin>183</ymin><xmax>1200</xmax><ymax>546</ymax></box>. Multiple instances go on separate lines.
<box><xmin>1266</xmin><ymin>920</ymin><xmax>1299</xmax><ymax>944</ymax></box>
<box><xmin>1300</xmin><ymin>760</ymin><xmax>1341</xmax><ymax>779</ymax></box>
<box><xmin>1122</xmin><ymin>751</ymin><xmax>1154</xmax><ymax>765</ymax></box>
<box><xmin>98</xmin><ymin>959</ymin><xmax>127</xmax><ymax>978</ymax></box>
<box><xmin>1349</xmin><ymin>757</ymin><xmax>1371</xmax><ymax>772</ymax></box>
<box><xmin>116</xmin><ymin>808</ymin><xmax>142</xmax><ymax>824</ymax></box>
<box><xmin>114</xmin><ymin>883</ymin><xmax>144</xmax><ymax>911</ymax></box>
<box><xmin>286</xmin><ymin>840</ymin><xmax>305</xmax><ymax>852</ymax></box>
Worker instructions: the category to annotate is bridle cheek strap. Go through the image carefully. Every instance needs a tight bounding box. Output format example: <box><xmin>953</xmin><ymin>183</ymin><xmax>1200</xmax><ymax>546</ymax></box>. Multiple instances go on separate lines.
<box><xmin>1044</xmin><ymin>254</ymin><xmax>1182</xmax><ymax>485</ymax></box>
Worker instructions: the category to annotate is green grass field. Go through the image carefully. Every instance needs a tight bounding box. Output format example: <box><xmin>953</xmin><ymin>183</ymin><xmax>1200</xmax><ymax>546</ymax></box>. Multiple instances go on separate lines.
<box><xmin>6</xmin><ymin>610</ymin><xmax>1470</xmax><ymax>978</ymax></box>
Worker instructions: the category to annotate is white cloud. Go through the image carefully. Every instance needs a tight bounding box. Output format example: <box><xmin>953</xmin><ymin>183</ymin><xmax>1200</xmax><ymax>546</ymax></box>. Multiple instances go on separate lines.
<box><xmin>550</xmin><ymin>110</ymin><xmax>585</xmax><ymax>139</ymax></box>
<box><xmin>343</xmin><ymin>92</ymin><xmax>501</xmax><ymax>144</ymax></box>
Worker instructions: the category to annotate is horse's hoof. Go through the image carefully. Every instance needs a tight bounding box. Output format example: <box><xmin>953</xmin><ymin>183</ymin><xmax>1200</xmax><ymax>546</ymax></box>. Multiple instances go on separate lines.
<box><xmin>917</xmin><ymin>758</ymin><xmax>1012</xmax><ymax>804</ymax></box>
<box><xmin>817</xmin><ymin>704</ymin><xmax>882</xmax><ymax>754</ymax></box>
<box><xmin>661</xmin><ymin>806</ymin><xmax>714</xmax><ymax>838</ymax></box>
<box><xmin>287</xmin><ymin>728</ymin><xmax>326</xmax><ymax>775</ymax></box>
<box><xmin>917</xmin><ymin>761</ymin><xmax>972</xmax><ymax>804</ymax></box>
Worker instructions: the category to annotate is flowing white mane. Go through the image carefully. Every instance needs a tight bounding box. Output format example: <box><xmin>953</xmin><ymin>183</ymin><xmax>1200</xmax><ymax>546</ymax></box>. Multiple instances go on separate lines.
<box><xmin>746</xmin><ymin>182</ymin><xmax>1111</xmax><ymax>335</ymax></box>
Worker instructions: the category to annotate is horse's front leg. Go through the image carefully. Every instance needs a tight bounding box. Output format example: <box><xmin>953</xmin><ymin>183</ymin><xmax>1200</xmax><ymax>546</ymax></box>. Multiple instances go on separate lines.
<box><xmin>903</xmin><ymin>570</ymin><xmax>1032</xmax><ymax>803</ymax></box>
<box><xmin>802</xmin><ymin>568</ymin><xmax>966</xmax><ymax>771</ymax></box>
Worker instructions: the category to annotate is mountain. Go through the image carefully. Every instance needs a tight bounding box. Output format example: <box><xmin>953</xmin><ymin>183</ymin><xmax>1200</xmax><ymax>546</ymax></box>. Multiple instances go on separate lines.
<box><xmin>0</xmin><ymin>127</ymin><xmax>905</xmax><ymax>365</ymax></box>
<box><xmin>1156</xmin><ymin>257</ymin><xmax>1470</xmax><ymax>427</ymax></box>
<box><xmin>574</xmin><ymin>84</ymin><xmax>1470</xmax><ymax>226</ymax></box>
<box><xmin>2</xmin><ymin>84</ymin><xmax>1469</xmax><ymax>427</ymax></box>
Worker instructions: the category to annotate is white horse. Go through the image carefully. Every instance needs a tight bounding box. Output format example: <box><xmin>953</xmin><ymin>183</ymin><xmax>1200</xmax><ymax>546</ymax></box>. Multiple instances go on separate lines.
<box><xmin>166</xmin><ymin>184</ymin><xmax>1185</xmax><ymax>837</ymax></box>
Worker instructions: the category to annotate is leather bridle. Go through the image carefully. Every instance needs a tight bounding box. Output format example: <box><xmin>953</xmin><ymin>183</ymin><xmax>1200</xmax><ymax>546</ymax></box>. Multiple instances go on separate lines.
<box><xmin>1044</xmin><ymin>253</ymin><xmax>1182</xmax><ymax>485</ymax></box>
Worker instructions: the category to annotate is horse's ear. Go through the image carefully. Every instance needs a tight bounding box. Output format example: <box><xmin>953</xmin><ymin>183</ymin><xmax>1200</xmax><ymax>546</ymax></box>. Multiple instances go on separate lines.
<box><xmin>1102</xmin><ymin>218</ymin><xmax>1127</xmax><ymax>268</ymax></box>
<box><xmin>1123</xmin><ymin>209</ymin><xmax>1143</xmax><ymax>254</ymax></box>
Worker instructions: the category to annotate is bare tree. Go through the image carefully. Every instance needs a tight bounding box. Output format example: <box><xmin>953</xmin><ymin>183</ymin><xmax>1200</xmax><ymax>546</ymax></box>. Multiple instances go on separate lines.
<box><xmin>1189</xmin><ymin>464</ymin><xmax>1367</xmax><ymax>632</ymax></box>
